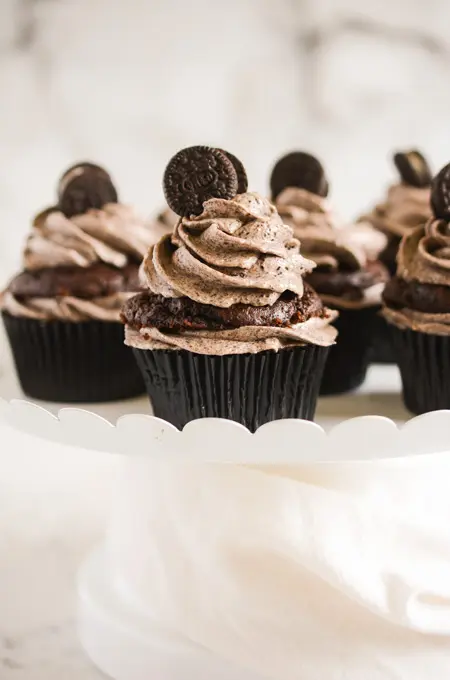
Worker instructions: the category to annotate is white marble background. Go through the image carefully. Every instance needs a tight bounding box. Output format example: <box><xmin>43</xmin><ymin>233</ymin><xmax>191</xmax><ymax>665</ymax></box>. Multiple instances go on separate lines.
<box><xmin>1</xmin><ymin>0</ymin><xmax>450</xmax><ymax>283</ymax></box>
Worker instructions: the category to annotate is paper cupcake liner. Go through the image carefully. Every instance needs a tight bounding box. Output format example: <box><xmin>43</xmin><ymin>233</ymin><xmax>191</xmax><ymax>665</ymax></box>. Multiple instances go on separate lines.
<box><xmin>320</xmin><ymin>306</ymin><xmax>378</xmax><ymax>396</ymax></box>
<box><xmin>389</xmin><ymin>324</ymin><xmax>450</xmax><ymax>414</ymax></box>
<box><xmin>2</xmin><ymin>312</ymin><xmax>145</xmax><ymax>403</ymax></box>
<box><xmin>133</xmin><ymin>344</ymin><xmax>329</xmax><ymax>432</ymax></box>
<box><xmin>370</xmin><ymin>313</ymin><xmax>395</xmax><ymax>364</ymax></box>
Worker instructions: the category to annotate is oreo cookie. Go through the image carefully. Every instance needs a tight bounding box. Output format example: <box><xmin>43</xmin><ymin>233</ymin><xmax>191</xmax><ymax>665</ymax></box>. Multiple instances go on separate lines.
<box><xmin>270</xmin><ymin>151</ymin><xmax>329</xmax><ymax>200</ymax></box>
<box><xmin>163</xmin><ymin>146</ymin><xmax>239</xmax><ymax>217</ymax></box>
<box><xmin>431</xmin><ymin>162</ymin><xmax>450</xmax><ymax>219</ymax></box>
<box><xmin>58</xmin><ymin>162</ymin><xmax>118</xmax><ymax>217</ymax></box>
<box><xmin>217</xmin><ymin>149</ymin><xmax>248</xmax><ymax>193</ymax></box>
<box><xmin>393</xmin><ymin>150</ymin><xmax>432</xmax><ymax>188</ymax></box>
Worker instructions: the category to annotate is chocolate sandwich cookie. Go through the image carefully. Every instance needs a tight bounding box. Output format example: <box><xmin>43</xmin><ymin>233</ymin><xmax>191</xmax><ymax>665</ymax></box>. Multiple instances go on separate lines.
<box><xmin>270</xmin><ymin>151</ymin><xmax>329</xmax><ymax>200</ymax></box>
<box><xmin>58</xmin><ymin>162</ymin><xmax>119</xmax><ymax>217</ymax></box>
<box><xmin>217</xmin><ymin>149</ymin><xmax>248</xmax><ymax>194</ymax></box>
<box><xmin>163</xmin><ymin>146</ymin><xmax>239</xmax><ymax>217</ymax></box>
<box><xmin>431</xmin><ymin>162</ymin><xmax>450</xmax><ymax>219</ymax></box>
<box><xmin>393</xmin><ymin>150</ymin><xmax>432</xmax><ymax>189</ymax></box>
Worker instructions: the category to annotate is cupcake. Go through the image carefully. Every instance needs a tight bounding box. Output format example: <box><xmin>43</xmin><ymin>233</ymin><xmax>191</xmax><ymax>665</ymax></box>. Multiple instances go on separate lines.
<box><xmin>361</xmin><ymin>150</ymin><xmax>433</xmax><ymax>363</ymax></box>
<box><xmin>271</xmin><ymin>151</ymin><xmax>389</xmax><ymax>395</ymax></box>
<box><xmin>122</xmin><ymin>146</ymin><xmax>337</xmax><ymax>431</ymax></box>
<box><xmin>361</xmin><ymin>150</ymin><xmax>433</xmax><ymax>274</ymax></box>
<box><xmin>1</xmin><ymin>162</ymin><xmax>153</xmax><ymax>402</ymax></box>
<box><xmin>382</xmin><ymin>162</ymin><xmax>450</xmax><ymax>414</ymax></box>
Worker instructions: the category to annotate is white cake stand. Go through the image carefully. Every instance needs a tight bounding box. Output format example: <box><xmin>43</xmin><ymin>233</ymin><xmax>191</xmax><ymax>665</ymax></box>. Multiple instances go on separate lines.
<box><xmin>2</xmin><ymin>328</ymin><xmax>450</xmax><ymax>680</ymax></box>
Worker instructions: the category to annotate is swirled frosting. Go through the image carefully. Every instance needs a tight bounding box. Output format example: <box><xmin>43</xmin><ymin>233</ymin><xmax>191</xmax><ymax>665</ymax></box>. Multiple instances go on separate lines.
<box><xmin>1</xmin><ymin>290</ymin><xmax>132</xmax><ymax>322</ymax></box>
<box><xmin>383</xmin><ymin>219</ymin><xmax>450</xmax><ymax>334</ymax></box>
<box><xmin>25</xmin><ymin>203</ymin><xmax>151</xmax><ymax>270</ymax></box>
<box><xmin>275</xmin><ymin>187</ymin><xmax>387</xmax><ymax>309</ymax></box>
<box><xmin>362</xmin><ymin>183</ymin><xmax>431</xmax><ymax>239</ymax></box>
<box><xmin>141</xmin><ymin>193</ymin><xmax>315</xmax><ymax>308</ymax></box>
<box><xmin>129</xmin><ymin>192</ymin><xmax>337</xmax><ymax>354</ymax></box>
<box><xmin>2</xmin><ymin>203</ymin><xmax>151</xmax><ymax>322</ymax></box>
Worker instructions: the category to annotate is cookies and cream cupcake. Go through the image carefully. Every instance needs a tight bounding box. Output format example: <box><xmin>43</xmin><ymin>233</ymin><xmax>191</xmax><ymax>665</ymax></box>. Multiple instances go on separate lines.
<box><xmin>1</xmin><ymin>162</ymin><xmax>152</xmax><ymax>402</ymax></box>
<box><xmin>383</xmin><ymin>161</ymin><xmax>450</xmax><ymax>413</ymax></box>
<box><xmin>122</xmin><ymin>146</ymin><xmax>337</xmax><ymax>431</ymax></box>
<box><xmin>361</xmin><ymin>150</ymin><xmax>433</xmax><ymax>275</ymax></box>
<box><xmin>271</xmin><ymin>151</ymin><xmax>389</xmax><ymax>394</ymax></box>
<box><xmin>359</xmin><ymin>150</ymin><xmax>433</xmax><ymax>364</ymax></box>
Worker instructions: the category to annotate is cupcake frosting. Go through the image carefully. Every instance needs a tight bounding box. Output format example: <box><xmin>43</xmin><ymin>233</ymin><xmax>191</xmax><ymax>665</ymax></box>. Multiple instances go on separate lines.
<box><xmin>2</xmin><ymin>203</ymin><xmax>151</xmax><ymax>322</ymax></box>
<box><xmin>383</xmin><ymin>219</ymin><xmax>450</xmax><ymax>334</ymax></box>
<box><xmin>141</xmin><ymin>193</ymin><xmax>315</xmax><ymax>308</ymax></box>
<box><xmin>127</xmin><ymin>192</ymin><xmax>337</xmax><ymax>355</ymax></box>
<box><xmin>1</xmin><ymin>290</ymin><xmax>131</xmax><ymax>322</ymax></box>
<box><xmin>362</xmin><ymin>183</ymin><xmax>431</xmax><ymax>239</ymax></box>
<box><xmin>398</xmin><ymin>218</ymin><xmax>450</xmax><ymax>285</ymax></box>
<box><xmin>275</xmin><ymin>187</ymin><xmax>387</xmax><ymax>309</ymax></box>
<box><xmin>25</xmin><ymin>204</ymin><xmax>151</xmax><ymax>270</ymax></box>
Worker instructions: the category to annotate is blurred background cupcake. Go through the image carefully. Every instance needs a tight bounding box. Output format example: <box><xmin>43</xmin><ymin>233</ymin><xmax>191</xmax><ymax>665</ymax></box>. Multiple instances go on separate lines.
<box><xmin>271</xmin><ymin>151</ymin><xmax>388</xmax><ymax>394</ymax></box>
<box><xmin>122</xmin><ymin>146</ymin><xmax>337</xmax><ymax>431</ymax></box>
<box><xmin>360</xmin><ymin>150</ymin><xmax>433</xmax><ymax>363</ymax></box>
<box><xmin>1</xmin><ymin>162</ymin><xmax>154</xmax><ymax>402</ymax></box>
<box><xmin>147</xmin><ymin>205</ymin><xmax>178</xmax><ymax>245</ymax></box>
<box><xmin>383</xmin><ymin>161</ymin><xmax>450</xmax><ymax>414</ymax></box>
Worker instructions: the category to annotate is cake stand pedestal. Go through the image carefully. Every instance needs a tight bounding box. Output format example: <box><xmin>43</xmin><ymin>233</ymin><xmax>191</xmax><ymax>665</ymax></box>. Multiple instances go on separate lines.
<box><xmin>78</xmin><ymin>549</ymin><xmax>265</xmax><ymax>680</ymax></box>
<box><xmin>3</xmin><ymin>331</ymin><xmax>450</xmax><ymax>680</ymax></box>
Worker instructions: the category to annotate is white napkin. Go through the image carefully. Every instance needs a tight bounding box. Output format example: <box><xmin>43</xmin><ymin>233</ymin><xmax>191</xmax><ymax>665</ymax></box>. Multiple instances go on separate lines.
<box><xmin>109</xmin><ymin>453</ymin><xmax>450</xmax><ymax>679</ymax></box>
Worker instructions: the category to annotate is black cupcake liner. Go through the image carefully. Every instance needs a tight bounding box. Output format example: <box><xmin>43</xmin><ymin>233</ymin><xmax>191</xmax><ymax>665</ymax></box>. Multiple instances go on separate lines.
<box><xmin>370</xmin><ymin>313</ymin><xmax>395</xmax><ymax>364</ymax></box>
<box><xmin>2</xmin><ymin>312</ymin><xmax>145</xmax><ymax>403</ymax></box>
<box><xmin>389</xmin><ymin>324</ymin><xmax>450</xmax><ymax>414</ymax></box>
<box><xmin>320</xmin><ymin>306</ymin><xmax>378</xmax><ymax>396</ymax></box>
<box><xmin>133</xmin><ymin>344</ymin><xmax>329</xmax><ymax>432</ymax></box>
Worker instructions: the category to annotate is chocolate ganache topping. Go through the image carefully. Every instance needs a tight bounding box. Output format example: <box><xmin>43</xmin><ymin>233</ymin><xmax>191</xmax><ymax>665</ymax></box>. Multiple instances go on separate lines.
<box><xmin>123</xmin><ymin>146</ymin><xmax>337</xmax><ymax>356</ymax></box>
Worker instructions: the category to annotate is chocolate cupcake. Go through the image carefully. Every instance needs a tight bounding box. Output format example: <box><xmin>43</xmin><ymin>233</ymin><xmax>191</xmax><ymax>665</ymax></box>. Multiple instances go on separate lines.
<box><xmin>1</xmin><ymin>162</ymin><xmax>153</xmax><ymax>402</ymax></box>
<box><xmin>361</xmin><ymin>150</ymin><xmax>433</xmax><ymax>363</ymax></box>
<box><xmin>122</xmin><ymin>146</ymin><xmax>337</xmax><ymax>431</ymax></box>
<box><xmin>272</xmin><ymin>151</ymin><xmax>389</xmax><ymax>395</ymax></box>
<box><xmin>383</xmin><ymin>161</ymin><xmax>450</xmax><ymax>414</ymax></box>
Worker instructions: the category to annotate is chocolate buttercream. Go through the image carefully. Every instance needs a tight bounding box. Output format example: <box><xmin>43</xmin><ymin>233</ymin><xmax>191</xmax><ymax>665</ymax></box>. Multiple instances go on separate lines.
<box><xmin>362</xmin><ymin>183</ymin><xmax>431</xmax><ymax>240</ymax></box>
<box><xmin>141</xmin><ymin>193</ymin><xmax>315</xmax><ymax>308</ymax></box>
<box><xmin>25</xmin><ymin>204</ymin><xmax>150</xmax><ymax>270</ymax></box>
